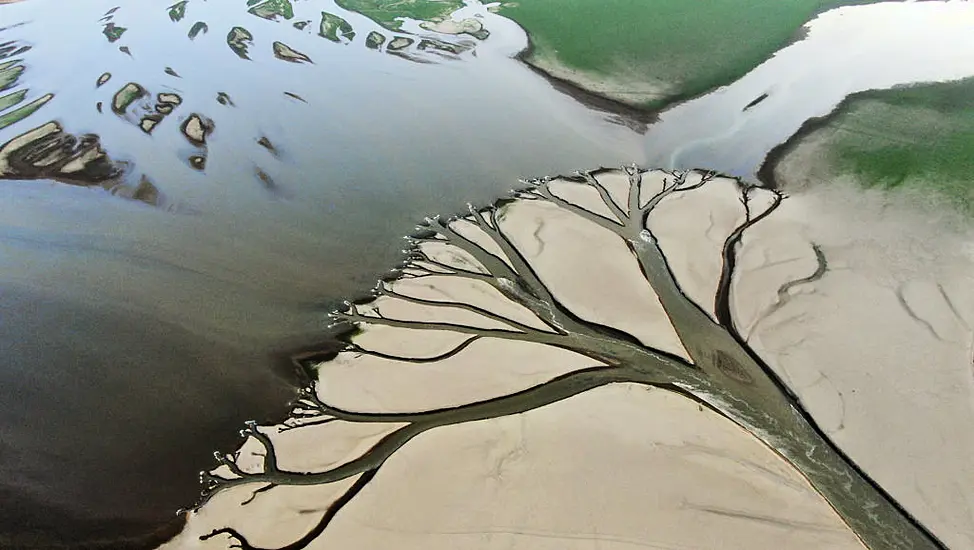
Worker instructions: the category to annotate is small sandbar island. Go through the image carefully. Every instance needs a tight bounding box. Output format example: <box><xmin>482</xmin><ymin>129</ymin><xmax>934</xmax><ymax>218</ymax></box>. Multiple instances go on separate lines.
<box><xmin>163</xmin><ymin>167</ymin><xmax>973</xmax><ymax>549</ymax></box>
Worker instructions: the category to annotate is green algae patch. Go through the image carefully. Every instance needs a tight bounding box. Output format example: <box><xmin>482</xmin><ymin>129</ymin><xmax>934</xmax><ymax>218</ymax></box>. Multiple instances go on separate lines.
<box><xmin>273</xmin><ymin>41</ymin><xmax>312</xmax><ymax>63</ymax></box>
<box><xmin>112</xmin><ymin>82</ymin><xmax>147</xmax><ymax>114</ymax></box>
<box><xmin>764</xmin><ymin>78</ymin><xmax>974</xmax><ymax>214</ymax></box>
<box><xmin>0</xmin><ymin>89</ymin><xmax>27</xmax><ymax>113</ymax></box>
<box><xmin>248</xmin><ymin>0</ymin><xmax>294</xmax><ymax>21</ymax></box>
<box><xmin>335</xmin><ymin>0</ymin><xmax>463</xmax><ymax>31</ymax></box>
<box><xmin>319</xmin><ymin>12</ymin><xmax>355</xmax><ymax>43</ymax></box>
<box><xmin>102</xmin><ymin>22</ymin><xmax>127</xmax><ymax>43</ymax></box>
<box><xmin>498</xmin><ymin>0</ymin><xmax>876</xmax><ymax>110</ymax></box>
<box><xmin>189</xmin><ymin>21</ymin><xmax>209</xmax><ymax>39</ymax></box>
<box><xmin>0</xmin><ymin>61</ymin><xmax>25</xmax><ymax>93</ymax></box>
<box><xmin>0</xmin><ymin>93</ymin><xmax>52</xmax><ymax>131</ymax></box>
<box><xmin>227</xmin><ymin>26</ymin><xmax>254</xmax><ymax>59</ymax></box>
<box><xmin>168</xmin><ymin>1</ymin><xmax>188</xmax><ymax>22</ymax></box>
<box><xmin>365</xmin><ymin>31</ymin><xmax>386</xmax><ymax>50</ymax></box>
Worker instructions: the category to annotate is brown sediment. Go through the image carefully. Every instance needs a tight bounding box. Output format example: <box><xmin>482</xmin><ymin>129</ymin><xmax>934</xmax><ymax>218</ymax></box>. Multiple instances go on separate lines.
<box><xmin>257</xmin><ymin>135</ymin><xmax>278</xmax><ymax>156</ymax></box>
<box><xmin>0</xmin><ymin>121</ymin><xmax>122</xmax><ymax>185</ymax></box>
<box><xmin>255</xmin><ymin>166</ymin><xmax>276</xmax><ymax>189</ymax></box>
<box><xmin>273</xmin><ymin>41</ymin><xmax>313</xmax><ymax>64</ymax></box>
<box><xmin>0</xmin><ymin>121</ymin><xmax>172</xmax><ymax>206</ymax></box>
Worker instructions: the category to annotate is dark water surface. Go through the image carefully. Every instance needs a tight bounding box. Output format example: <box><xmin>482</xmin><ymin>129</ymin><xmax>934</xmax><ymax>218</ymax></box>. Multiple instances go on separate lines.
<box><xmin>0</xmin><ymin>0</ymin><xmax>643</xmax><ymax>546</ymax></box>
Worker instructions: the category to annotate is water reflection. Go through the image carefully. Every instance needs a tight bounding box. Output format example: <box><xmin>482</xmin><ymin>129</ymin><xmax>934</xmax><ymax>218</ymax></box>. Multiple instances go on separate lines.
<box><xmin>0</xmin><ymin>0</ymin><xmax>642</xmax><ymax>546</ymax></box>
<box><xmin>642</xmin><ymin>1</ymin><xmax>974</xmax><ymax>180</ymax></box>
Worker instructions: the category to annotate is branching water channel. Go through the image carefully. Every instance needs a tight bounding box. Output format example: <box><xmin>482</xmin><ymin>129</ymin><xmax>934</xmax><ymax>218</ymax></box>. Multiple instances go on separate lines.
<box><xmin>184</xmin><ymin>168</ymin><xmax>944</xmax><ymax>549</ymax></box>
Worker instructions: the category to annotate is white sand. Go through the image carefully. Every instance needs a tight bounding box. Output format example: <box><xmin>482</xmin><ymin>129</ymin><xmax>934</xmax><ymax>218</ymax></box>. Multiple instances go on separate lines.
<box><xmin>162</xmin><ymin>478</ymin><xmax>360</xmax><ymax>549</ymax></box>
<box><xmin>161</xmin><ymin>417</ymin><xmax>409</xmax><ymax>549</ymax></box>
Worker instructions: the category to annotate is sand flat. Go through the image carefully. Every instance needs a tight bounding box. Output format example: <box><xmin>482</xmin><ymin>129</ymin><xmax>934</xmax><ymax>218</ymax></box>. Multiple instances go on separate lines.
<box><xmin>313</xmin><ymin>385</ymin><xmax>864</xmax><ymax>550</ymax></box>
<box><xmin>499</xmin><ymin>198</ymin><xmax>690</xmax><ymax>360</ymax></box>
<box><xmin>736</xmin><ymin>180</ymin><xmax>974</xmax><ymax>549</ymax></box>
<box><xmin>163</xmin><ymin>167</ymin><xmax>973</xmax><ymax>549</ymax></box>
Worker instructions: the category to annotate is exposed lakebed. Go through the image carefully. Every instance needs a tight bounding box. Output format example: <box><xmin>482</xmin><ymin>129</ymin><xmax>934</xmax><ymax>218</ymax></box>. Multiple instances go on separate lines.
<box><xmin>0</xmin><ymin>0</ymin><xmax>972</xmax><ymax>547</ymax></box>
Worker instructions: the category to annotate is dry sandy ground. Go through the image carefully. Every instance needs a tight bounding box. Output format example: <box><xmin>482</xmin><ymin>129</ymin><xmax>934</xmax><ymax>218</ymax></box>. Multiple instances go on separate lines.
<box><xmin>161</xmin><ymin>167</ymin><xmax>972</xmax><ymax>549</ymax></box>
<box><xmin>742</xmin><ymin>152</ymin><xmax>974</xmax><ymax>549</ymax></box>
<box><xmin>164</xmin><ymin>384</ymin><xmax>863</xmax><ymax>549</ymax></box>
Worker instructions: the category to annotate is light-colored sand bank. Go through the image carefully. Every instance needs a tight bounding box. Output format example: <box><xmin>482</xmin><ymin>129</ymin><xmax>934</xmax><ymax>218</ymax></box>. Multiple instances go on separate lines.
<box><xmin>306</xmin><ymin>385</ymin><xmax>863</xmax><ymax>549</ymax></box>
<box><xmin>735</xmin><ymin>173</ymin><xmax>974</xmax><ymax>549</ymax></box>
<box><xmin>164</xmin><ymin>385</ymin><xmax>863</xmax><ymax>549</ymax></box>
<box><xmin>163</xmin><ymin>167</ymin><xmax>970</xmax><ymax>549</ymax></box>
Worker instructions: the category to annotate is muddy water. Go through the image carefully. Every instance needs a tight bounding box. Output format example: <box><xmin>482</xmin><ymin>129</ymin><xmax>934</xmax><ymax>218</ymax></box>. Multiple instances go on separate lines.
<box><xmin>0</xmin><ymin>0</ymin><xmax>643</xmax><ymax>545</ymax></box>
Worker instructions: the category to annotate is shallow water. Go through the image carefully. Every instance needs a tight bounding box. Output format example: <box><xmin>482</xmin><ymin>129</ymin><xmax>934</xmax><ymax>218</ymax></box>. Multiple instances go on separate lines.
<box><xmin>0</xmin><ymin>0</ymin><xmax>642</xmax><ymax>544</ymax></box>
<box><xmin>643</xmin><ymin>1</ymin><xmax>974</xmax><ymax>179</ymax></box>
